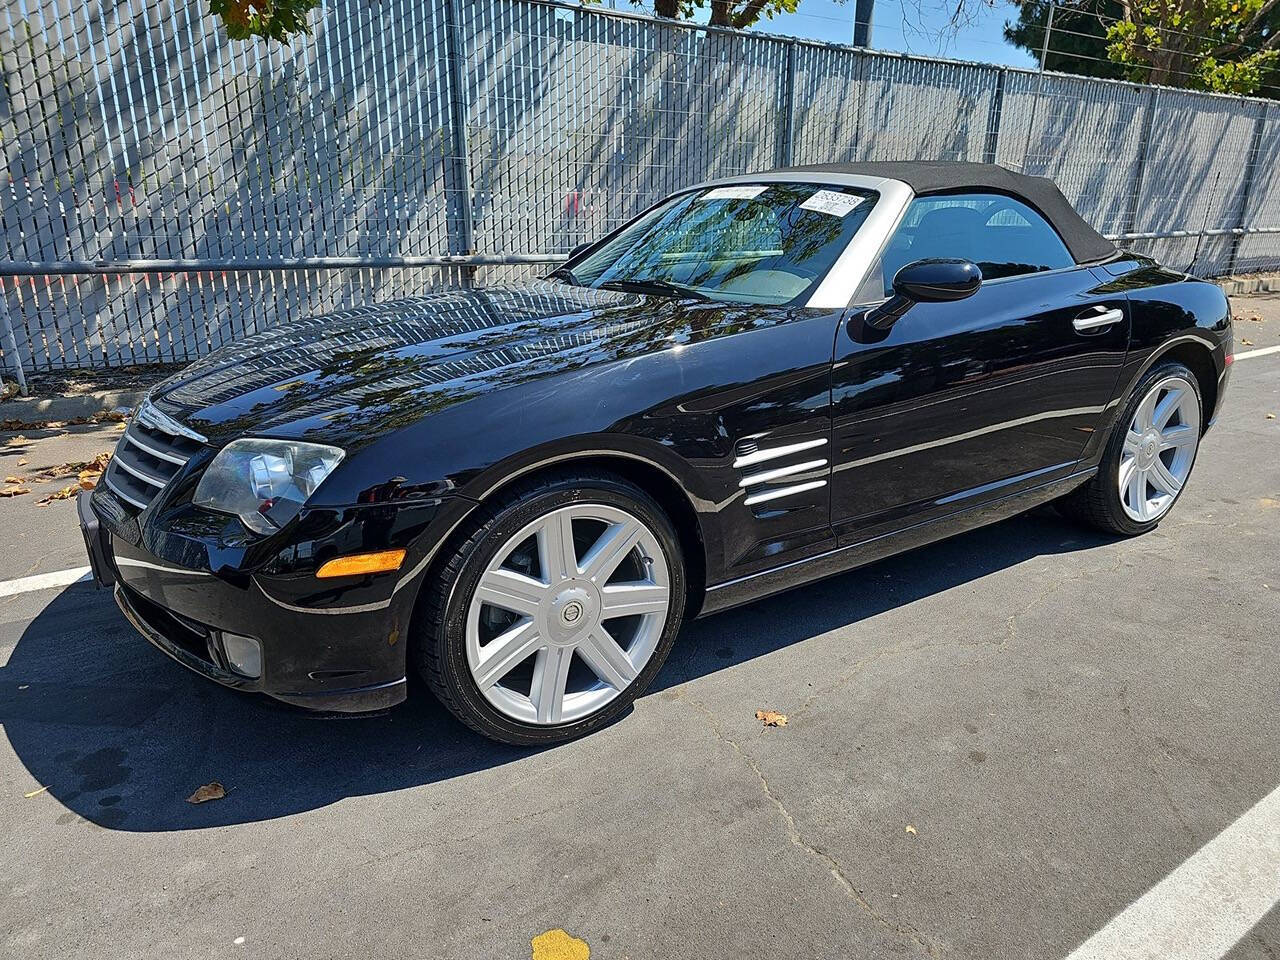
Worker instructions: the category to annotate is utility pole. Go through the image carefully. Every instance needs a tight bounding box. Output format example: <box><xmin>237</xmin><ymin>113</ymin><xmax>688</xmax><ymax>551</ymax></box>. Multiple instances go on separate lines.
<box><xmin>854</xmin><ymin>0</ymin><xmax>873</xmax><ymax>47</ymax></box>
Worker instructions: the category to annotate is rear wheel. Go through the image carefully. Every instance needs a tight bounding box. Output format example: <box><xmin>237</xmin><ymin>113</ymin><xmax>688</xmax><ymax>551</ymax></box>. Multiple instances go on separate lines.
<box><xmin>416</xmin><ymin>471</ymin><xmax>685</xmax><ymax>745</ymax></box>
<box><xmin>1058</xmin><ymin>361</ymin><xmax>1202</xmax><ymax>535</ymax></box>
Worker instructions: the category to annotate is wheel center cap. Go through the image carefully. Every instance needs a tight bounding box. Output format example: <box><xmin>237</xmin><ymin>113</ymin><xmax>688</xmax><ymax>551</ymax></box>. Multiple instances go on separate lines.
<box><xmin>1136</xmin><ymin>430</ymin><xmax>1161</xmax><ymax>469</ymax></box>
<box><xmin>546</xmin><ymin>582</ymin><xmax>599</xmax><ymax>645</ymax></box>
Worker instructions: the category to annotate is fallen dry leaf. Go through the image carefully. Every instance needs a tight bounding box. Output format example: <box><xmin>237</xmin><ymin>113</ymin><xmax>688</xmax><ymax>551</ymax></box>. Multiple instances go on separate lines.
<box><xmin>905</xmin><ymin>824</ymin><xmax>918</xmax><ymax>836</ymax></box>
<box><xmin>23</xmin><ymin>785</ymin><xmax>49</xmax><ymax>799</ymax></box>
<box><xmin>1268</xmin><ymin>413</ymin><xmax>1277</xmax><ymax>420</ymax></box>
<box><xmin>186</xmin><ymin>782</ymin><xmax>226</xmax><ymax>804</ymax></box>
<box><xmin>756</xmin><ymin>709</ymin><xmax>788</xmax><ymax>727</ymax></box>
<box><xmin>4</xmin><ymin>475</ymin><xmax>23</xmax><ymax>483</ymax></box>
<box><xmin>17</xmin><ymin>458</ymin><xmax>27</xmax><ymax>466</ymax></box>
<box><xmin>22</xmin><ymin>453</ymin><xmax>113</xmax><ymax>507</ymax></box>
<box><xmin>30</xmin><ymin>451</ymin><xmax>111</xmax><ymax>483</ymax></box>
<box><xmin>531</xmin><ymin>928</ymin><xmax>590</xmax><ymax>960</ymax></box>
<box><xmin>35</xmin><ymin>483</ymin><xmax>81</xmax><ymax>506</ymax></box>
<box><xmin>0</xmin><ymin>411</ymin><xmax>126</xmax><ymax>433</ymax></box>
<box><xmin>1250</xmin><ymin>314</ymin><xmax>1264</xmax><ymax>322</ymax></box>
<box><xmin>1241</xmin><ymin>338</ymin><xmax>1254</xmax><ymax>346</ymax></box>
<box><xmin>0</xmin><ymin>486</ymin><xmax>30</xmax><ymax>497</ymax></box>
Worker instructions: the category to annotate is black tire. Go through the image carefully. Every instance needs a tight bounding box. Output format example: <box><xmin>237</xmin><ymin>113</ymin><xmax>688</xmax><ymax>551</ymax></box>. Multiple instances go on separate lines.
<box><xmin>1056</xmin><ymin>360</ymin><xmax>1203</xmax><ymax>536</ymax></box>
<box><xmin>414</xmin><ymin>469</ymin><xmax>686</xmax><ymax>746</ymax></box>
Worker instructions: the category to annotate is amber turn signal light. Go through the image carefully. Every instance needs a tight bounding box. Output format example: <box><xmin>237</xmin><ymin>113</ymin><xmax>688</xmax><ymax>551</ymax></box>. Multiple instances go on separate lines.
<box><xmin>315</xmin><ymin>549</ymin><xmax>407</xmax><ymax>579</ymax></box>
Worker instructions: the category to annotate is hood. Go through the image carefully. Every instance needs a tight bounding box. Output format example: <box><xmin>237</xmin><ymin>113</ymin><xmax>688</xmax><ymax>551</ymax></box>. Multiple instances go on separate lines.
<box><xmin>148</xmin><ymin>281</ymin><xmax>674</xmax><ymax>447</ymax></box>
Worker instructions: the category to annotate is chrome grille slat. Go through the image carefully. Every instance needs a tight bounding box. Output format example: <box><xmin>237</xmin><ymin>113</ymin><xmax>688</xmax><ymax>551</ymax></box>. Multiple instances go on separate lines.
<box><xmin>123</xmin><ymin>429</ymin><xmax>190</xmax><ymax>465</ymax></box>
<box><xmin>106</xmin><ymin>402</ymin><xmax>202</xmax><ymax>513</ymax></box>
<box><xmin>111</xmin><ymin>450</ymin><xmax>171</xmax><ymax>489</ymax></box>
<box><xmin>103</xmin><ymin>468</ymin><xmax>152</xmax><ymax>510</ymax></box>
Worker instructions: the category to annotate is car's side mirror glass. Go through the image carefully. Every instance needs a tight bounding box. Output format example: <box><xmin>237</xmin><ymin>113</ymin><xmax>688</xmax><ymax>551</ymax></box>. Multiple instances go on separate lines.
<box><xmin>864</xmin><ymin>258</ymin><xmax>983</xmax><ymax>330</ymax></box>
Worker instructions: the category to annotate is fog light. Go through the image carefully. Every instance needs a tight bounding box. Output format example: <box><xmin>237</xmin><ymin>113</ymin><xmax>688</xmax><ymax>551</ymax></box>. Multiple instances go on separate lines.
<box><xmin>221</xmin><ymin>632</ymin><xmax>262</xmax><ymax>679</ymax></box>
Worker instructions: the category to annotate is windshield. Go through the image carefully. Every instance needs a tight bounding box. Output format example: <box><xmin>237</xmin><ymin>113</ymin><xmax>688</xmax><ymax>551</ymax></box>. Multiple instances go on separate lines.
<box><xmin>564</xmin><ymin>182</ymin><xmax>878</xmax><ymax>306</ymax></box>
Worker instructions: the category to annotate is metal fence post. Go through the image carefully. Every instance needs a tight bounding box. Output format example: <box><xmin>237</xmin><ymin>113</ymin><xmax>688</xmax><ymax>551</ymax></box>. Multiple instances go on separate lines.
<box><xmin>777</xmin><ymin>41</ymin><xmax>797</xmax><ymax>168</ymax></box>
<box><xmin>1227</xmin><ymin>103</ymin><xmax>1268</xmax><ymax>277</ymax></box>
<box><xmin>445</xmin><ymin>0</ymin><xmax>477</xmax><ymax>287</ymax></box>
<box><xmin>0</xmin><ymin>294</ymin><xmax>29</xmax><ymax>395</ymax></box>
<box><xmin>1122</xmin><ymin>87</ymin><xmax>1160</xmax><ymax>239</ymax></box>
<box><xmin>983</xmin><ymin>68</ymin><xmax>1005</xmax><ymax>165</ymax></box>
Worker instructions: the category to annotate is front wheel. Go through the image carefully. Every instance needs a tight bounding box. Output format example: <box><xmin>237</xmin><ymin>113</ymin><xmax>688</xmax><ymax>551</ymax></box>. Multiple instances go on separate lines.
<box><xmin>1058</xmin><ymin>361</ymin><xmax>1203</xmax><ymax>535</ymax></box>
<box><xmin>415</xmin><ymin>471</ymin><xmax>685</xmax><ymax>746</ymax></box>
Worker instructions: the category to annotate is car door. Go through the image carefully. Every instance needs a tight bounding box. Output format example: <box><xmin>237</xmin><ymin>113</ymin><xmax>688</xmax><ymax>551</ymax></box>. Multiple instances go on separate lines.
<box><xmin>829</xmin><ymin>192</ymin><xmax>1130</xmax><ymax>544</ymax></box>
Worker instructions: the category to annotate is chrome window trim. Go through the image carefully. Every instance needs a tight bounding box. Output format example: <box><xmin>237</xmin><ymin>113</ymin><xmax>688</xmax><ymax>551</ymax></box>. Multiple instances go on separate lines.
<box><xmin>805</xmin><ymin>178</ymin><xmax>912</xmax><ymax>308</ymax></box>
<box><xmin>682</xmin><ymin>172</ymin><xmax>915</xmax><ymax>310</ymax></box>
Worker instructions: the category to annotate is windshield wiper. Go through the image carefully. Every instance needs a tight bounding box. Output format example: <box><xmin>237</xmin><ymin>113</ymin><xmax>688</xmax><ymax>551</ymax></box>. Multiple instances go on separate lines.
<box><xmin>598</xmin><ymin>277</ymin><xmax>714</xmax><ymax>302</ymax></box>
<box><xmin>547</xmin><ymin>265</ymin><xmax>580</xmax><ymax>286</ymax></box>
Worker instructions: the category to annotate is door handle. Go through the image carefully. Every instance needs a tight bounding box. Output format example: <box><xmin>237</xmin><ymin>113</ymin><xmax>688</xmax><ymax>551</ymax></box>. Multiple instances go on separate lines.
<box><xmin>1073</xmin><ymin>306</ymin><xmax>1124</xmax><ymax>332</ymax></box>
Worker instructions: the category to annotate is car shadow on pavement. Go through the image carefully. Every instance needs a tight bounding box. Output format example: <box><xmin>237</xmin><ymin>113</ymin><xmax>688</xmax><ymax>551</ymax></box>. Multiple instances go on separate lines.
<box><xmin>2</xmin><ymin>508</ymin><xmax>1114</xmax><ymax>832</ymax></box>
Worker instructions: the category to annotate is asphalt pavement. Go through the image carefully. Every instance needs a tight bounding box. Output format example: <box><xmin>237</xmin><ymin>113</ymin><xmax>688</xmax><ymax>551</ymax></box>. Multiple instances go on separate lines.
<box><xmin>1</xmin><ymin>295</ymin><xmax>1278</xmax><ymax>960</ymax></box>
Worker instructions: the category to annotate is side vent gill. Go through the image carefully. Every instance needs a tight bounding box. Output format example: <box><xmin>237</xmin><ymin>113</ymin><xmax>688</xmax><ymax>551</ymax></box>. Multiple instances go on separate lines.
<box><xmin>733</xmin><ymin>437</ymin><xmax>829</xmax><ymax>507</ymax></box>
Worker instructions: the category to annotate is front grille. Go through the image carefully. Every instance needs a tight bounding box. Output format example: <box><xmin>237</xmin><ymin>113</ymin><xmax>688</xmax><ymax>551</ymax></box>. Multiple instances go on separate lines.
<box><xmin>103</xmin><ymin>418</ymin><xmax>204</xmax><ymax>513</ymax></box>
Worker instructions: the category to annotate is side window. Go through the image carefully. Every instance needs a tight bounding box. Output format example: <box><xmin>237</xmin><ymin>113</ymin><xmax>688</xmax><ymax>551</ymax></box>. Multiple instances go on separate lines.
<box><xmin>880</xmin><ymin>192</ymin><xmax>1074</xmax><ymax>294</ymax></box>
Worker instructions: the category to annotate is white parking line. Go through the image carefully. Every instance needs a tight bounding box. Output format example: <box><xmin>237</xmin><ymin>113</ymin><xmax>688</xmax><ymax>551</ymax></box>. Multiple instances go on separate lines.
<box><xmin>1064</xmin><ymin>782</ymin><xmax>1280</xmax><ymax>960</ymax></box>
<box><xmin>0</xmin><ymin>566</ymin><xmax>92</xmax><ymax>598</ymax></box>
<box><xmin>1235</xmin><ymin>344</ymin><xmax>1280</xmax><ymax>361</ymax></box>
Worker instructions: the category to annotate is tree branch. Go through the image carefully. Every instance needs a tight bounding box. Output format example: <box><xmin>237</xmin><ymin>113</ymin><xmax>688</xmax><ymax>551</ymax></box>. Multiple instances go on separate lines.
<box><xmin>732</xmin><ymin>0</ymin><xmax>773</xmax><ymax>29</ymax></box>
<box><xmin>1211</xmin><ymin>0</ymin><xmax>1280</xmax><ymax>56</ymax></box>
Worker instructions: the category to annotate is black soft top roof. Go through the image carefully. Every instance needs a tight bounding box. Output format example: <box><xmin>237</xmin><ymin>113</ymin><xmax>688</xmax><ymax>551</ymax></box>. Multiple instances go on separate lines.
<box><xmin>774</xmin><ymin>161</ymin><xmax>1117</xmax><ymax>264</ymax></box>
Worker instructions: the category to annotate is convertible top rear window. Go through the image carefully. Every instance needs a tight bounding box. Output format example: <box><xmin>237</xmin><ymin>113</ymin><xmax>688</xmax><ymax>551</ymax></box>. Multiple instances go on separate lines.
<box><xmin>566</xmin><ymin>182</ymin><xmax>879</xmax><ymax>306</ymax></box>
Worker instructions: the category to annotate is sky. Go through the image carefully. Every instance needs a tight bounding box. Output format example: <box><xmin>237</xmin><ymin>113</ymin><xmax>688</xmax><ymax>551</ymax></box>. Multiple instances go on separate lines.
<box><xmin>599</xmin><ymin>1</ymin><xmax>1038</xmax><ymax>69</ymax></box>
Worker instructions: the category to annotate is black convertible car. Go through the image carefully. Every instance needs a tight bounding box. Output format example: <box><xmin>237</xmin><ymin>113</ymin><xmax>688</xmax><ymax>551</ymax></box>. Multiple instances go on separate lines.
<box><xmin>79</xmin><ymin>161</ymin><xmax>1232</xmax><ymax>745</ymax></box>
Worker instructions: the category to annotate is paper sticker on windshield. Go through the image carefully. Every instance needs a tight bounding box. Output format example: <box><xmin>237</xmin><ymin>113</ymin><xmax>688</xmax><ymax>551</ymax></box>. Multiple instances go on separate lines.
<box><xmin>800</xmin><ymin>190</ymin><xmax>865</xmax><ymax>217</ymax></box>
<box><xmin>701</xmin><ymin>185</ymin><xmax>768</xmax><ymax>201</ymax></box>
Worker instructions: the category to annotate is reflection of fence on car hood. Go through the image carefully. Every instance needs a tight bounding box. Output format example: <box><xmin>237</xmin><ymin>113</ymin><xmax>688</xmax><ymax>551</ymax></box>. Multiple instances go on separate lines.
<box><xmin>1</xmin><ymin>0</ymin><xmax>1277</xmax><ymax>379</ymax></box>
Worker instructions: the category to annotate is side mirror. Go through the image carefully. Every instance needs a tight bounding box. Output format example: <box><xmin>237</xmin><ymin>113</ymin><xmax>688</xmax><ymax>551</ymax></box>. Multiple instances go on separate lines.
<box><xmin>865</xmin><ymin>258</ymin><xmax>982</xmax><ymax>330</ymax></box>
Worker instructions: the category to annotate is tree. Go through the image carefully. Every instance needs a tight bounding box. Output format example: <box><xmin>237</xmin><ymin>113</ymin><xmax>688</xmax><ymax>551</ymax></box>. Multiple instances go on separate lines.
<box><xmin>1001</xmin><ymin>0</ymin><xmax>1280</xmax><ymax>96</ymax></box>
<box><xmin>1005</xmin><ymin>0</ymin><xmax>1126</xmax><ymax>78</ymax></box>
<box><xmin>1104</xmin><ymin>0</ymin><xmax>1280</xmax><ymax>94</ymax></box>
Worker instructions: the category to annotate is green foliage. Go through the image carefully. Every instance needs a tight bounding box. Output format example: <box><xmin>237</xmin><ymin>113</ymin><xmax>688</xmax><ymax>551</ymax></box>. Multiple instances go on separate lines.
<box><xmin>1005</xmin><ymin>1</ymin><xmax>1127</xmax><ymax>78</ymax></box>
<box><xmin>1006</xmin><ymin>0</ymin><xmax>1279</xmax><ymax>98</ymax></box>
<box><xmin>209</xmin><ymin>0</ymin><xmax>321</xmax><ymax>42</ymax></box>
<box><xmin>1104</xmin><ymin>0</ymin><xmax>1280</xmax><ymax>95</ymax></box>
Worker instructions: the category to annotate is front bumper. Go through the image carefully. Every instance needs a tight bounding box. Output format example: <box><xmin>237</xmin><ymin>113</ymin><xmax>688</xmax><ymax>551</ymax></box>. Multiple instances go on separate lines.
<box><xmin>77</xmin><ymin>487</ymin><xmax>459</xmax><ymax>713</ymax></box>
<box><xmin>113</xmin><ymin>582</ymin><xmax>406</xmax><ymax>712</ymax></box>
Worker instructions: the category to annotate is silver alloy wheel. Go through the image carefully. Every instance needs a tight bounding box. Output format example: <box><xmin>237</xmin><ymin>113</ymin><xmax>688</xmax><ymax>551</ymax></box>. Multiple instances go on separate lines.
<box><xmin>1118</xmin><ymin>374</ymin><xmax>1201</xmax><ymax>523</ymax></box>
<box><xmin>464</xmin><ymin>502</ymin><xmax>671</xmax><ymax>725</ymax></box>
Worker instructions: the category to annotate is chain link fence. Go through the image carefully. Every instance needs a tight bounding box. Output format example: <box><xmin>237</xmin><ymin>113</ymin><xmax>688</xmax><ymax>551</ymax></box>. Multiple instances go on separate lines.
<box><xmin>1</xmin><ymin>0</ymin><xmax>1277</xmax><ymax>379</ymax></box>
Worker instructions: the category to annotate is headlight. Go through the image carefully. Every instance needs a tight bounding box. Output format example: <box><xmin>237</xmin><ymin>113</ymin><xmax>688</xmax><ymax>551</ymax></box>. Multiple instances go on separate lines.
<box><xmin>193</xmin><ymin>438</ymin><xmax>345</xmax><ymax>534</ymax></box>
